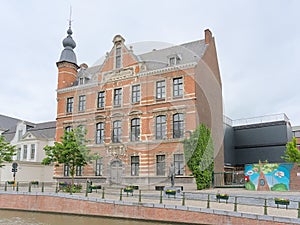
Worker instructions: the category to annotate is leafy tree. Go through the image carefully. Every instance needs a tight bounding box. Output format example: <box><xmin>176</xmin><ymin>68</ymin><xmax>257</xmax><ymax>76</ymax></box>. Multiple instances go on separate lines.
<box><xmin>0</xmin><ymin>135</ymin><xmax>16</xmax><ymax>167</ymax></box>
<box><xmin>282</xmin><ymin>137</ymin><xmax>300</xmax><ymax>164</ymax></box>
<box><xmin>183</xmin><ymin>124</ymin><xmax>214</xmax><ymax>190</ymax></box>
<box><xmin>42</xmin><ymin>127</ymin><xmax>99</xmax><ymax>187</ymax></box>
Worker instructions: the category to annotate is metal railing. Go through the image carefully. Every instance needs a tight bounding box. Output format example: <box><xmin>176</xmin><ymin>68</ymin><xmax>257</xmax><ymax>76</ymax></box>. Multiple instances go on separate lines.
<box><xmin>1</xmin><ymin>181</ymin><xmax>299</xmax><ymax>219</ymax></box>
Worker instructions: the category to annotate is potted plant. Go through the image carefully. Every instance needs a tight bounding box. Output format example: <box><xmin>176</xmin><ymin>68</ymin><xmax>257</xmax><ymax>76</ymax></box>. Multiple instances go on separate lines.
<box><xmin>274</xmin><ymin>197</ymin><xmax>290</xmax><ymax>209</ymax></box>
<box><xmin>124</xmin><ymin>186</ymin><xmax>134</xmax><ymax>196</ymax></box>
<box><xmin>31</xmin><ymin>181</ymin><xmax>39</xmax><ymax>185</ymax></box>
<box><xmin>216</xmin><ymin>193</ymin><xmax>229</xmax><ymax>203</ymax></box>
<box><xmin>165</xmin><ymin>189</ymin><xmax>177</xmax><ymax>197</ymax></box>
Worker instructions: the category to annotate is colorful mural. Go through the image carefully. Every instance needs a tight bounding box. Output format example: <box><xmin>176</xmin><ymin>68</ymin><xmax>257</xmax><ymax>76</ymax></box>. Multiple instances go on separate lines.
<box><xmin>244</xmin><ymin>162</ymin><xmax>293</xmax><ymax>191</ymax></box>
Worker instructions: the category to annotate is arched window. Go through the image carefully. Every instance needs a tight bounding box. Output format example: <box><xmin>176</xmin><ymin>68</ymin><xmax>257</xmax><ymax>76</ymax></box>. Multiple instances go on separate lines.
<box><xmin>173</xmin><ymin>113</ymin><xmax>184</xmax><ymax>138</ymax></box>
<box><xmin>96</xmin><ymin>122</ymin><xmax>104</xmax><ymax>144</ymax></box>
<box><xmin>156</xmin><ymin>115</ymin><xmax>166</xmax><ymax>140</ymax></box>
<box><xmin>131</xmin><ymin>118</ymin><xmax>140</xmax><ymax>141</ymax></box>
<box><xmin>112</xmin><ymin>120</ymin><xmax>121</xmax><ymax>143</ymax></box>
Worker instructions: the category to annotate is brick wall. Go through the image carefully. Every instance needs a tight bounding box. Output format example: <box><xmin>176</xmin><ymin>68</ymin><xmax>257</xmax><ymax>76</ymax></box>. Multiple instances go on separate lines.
<box><xmin>0</xmin><ymin>193</ymin><xmax>296</xmax><ymax>225</ymax></box>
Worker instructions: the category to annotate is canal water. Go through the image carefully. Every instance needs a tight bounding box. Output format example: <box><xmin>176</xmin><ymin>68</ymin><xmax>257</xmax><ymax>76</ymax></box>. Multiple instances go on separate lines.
<box><xmin>0</xmin><ymin>210</ymin><xmax>175</xmax><ymax>225</ymax></box>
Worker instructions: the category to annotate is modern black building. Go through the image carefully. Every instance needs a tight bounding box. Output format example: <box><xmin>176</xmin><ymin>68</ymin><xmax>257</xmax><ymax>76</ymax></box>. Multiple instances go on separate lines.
<box><xmin>224</xmin><ymin>113</ymin><xmax>293</xmax><ymax>168</ymax></box>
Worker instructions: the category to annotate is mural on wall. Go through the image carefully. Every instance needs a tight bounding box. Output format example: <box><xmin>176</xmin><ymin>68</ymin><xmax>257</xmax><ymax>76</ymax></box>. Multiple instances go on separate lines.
<box><xmin>244</xmin><ymin>162</ymin><xmax>293</xmax><ymax>191</ymax></box>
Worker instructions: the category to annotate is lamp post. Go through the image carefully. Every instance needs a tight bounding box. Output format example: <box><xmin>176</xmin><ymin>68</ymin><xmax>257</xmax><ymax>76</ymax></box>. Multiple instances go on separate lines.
<box><xmin>11</xmin><ymin>162</ymin><xmax>18</xmax><ymax>190</ymax></box>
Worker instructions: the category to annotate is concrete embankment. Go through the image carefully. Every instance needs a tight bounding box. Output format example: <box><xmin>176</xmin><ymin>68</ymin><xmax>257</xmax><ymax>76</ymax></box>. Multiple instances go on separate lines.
<box><xmin>0</xmin><ymin>192</ymin><xmax>299</xmax><ymax>225</ymax></box>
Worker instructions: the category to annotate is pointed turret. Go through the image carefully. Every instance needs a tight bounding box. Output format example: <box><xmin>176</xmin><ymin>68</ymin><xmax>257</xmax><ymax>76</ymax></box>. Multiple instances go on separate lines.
<box><xmin>56</xmin><ymin>23</ymin><xmax>79</xmax><ymax>89</ymax></box>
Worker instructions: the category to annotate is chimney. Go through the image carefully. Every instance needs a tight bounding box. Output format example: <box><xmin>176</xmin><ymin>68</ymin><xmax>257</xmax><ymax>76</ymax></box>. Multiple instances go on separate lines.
<box><xmin>205</xmin><ymin>29</ymin><xmax>212</xmax><ymax>44</ymax></box>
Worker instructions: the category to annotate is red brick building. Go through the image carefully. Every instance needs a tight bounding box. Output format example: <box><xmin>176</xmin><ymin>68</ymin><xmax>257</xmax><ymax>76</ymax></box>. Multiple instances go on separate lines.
<box><xmin>54</xmin><ymin>24</ymin><xmax>224</xmax><ymax>187</ymax></box>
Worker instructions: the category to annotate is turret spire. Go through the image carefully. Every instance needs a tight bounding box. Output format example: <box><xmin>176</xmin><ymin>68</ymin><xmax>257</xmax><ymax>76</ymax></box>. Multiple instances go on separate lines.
<box><xmin>57</xmin><ymin>8</ymin><xmax>78</xmax><ymax>66</ymax></box>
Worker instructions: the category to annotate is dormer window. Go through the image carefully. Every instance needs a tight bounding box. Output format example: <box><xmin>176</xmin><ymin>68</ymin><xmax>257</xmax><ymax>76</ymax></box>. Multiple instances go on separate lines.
<box><xmin>115</xmin><ymin>46</ymin><xmax>122</xmax><ymax>69</ymax></box>
<box><xmin>79</xmin><ymin>77</ymin><xmax>84</xmax><ymax>85</ymax></box>
<box><xmin>168</xmin><ymin>54</ymin><xmax>181</xmax><ymax>66</ymax></box>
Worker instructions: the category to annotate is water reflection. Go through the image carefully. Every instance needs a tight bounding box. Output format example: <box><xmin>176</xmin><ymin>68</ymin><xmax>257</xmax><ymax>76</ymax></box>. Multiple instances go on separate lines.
<box><xmin>0</xmin><ymin>210</ymin><xmax>175</xmax><ymax>225</ymax></box>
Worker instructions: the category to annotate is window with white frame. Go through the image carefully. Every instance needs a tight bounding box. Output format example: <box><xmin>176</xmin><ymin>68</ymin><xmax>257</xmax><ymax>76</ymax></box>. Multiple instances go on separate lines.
<box><xmin>112</xmin><ymin>120</ymin><xmax>121</xmax><ymax>143</ymax></box>
<box><xmin>96</xmin><ymin>122</ymin><xmax>104</xmax><ymax>144</ymax></box>
<box><xmin>132</xmin><ymin>84</ymin><xmax>141</xmax><ymax>103</ymax></box>
<box><xmin>30</xmin><ymin>144</ymin><xmax>35</xmax><ymax>160</ymax></box>
<box><xmin>113</xmin><ymin>88</ymin><xmax>122</xmax><ymax>106</ymax></box>
<box><xmin>156</xmin><ymin>80</ymin><xmax>166</xmax><ymax>99</ymax></box>
<box><xmin>156</xmin><ymin>115</ymin><xmax>166</xmax><ymax>140</ymax></box>
<box><xmin>115</xmin><ymin>46</ymin><xmax>122</xmax><ymax>69</ymax></box>
<box><xmin>173</xmin><ymin>113</ymin><xmax>184</xmax><ymax>138</ymax></box>
<box><xmin>174</xmin><ymin>154</ymin><xmax>184</xmax><ymax>175</ymax></box>
<box><xmin>64</xmin><ymin>164</ymin><xmax>70</xmax><ymax>176</ymax></box>
<box><xmin>95</xmin><ymin>158</ymin><xmax>103</xmax><ymax>176</ymax></box>
<box><xmin>66</xmin><ymin>97</ymin><xmax>74</xmax><ymax>113</ymax></box>
<box><xmin>97</xmin><ymin>91</ymin><xmax>105</xmax><ymax>108</ymax></box>
<box><xmin>173</xmin><ymin>77</ymin><xmax>183</xmax><ymax>97</ymax></box>
<box><xmin>131</xmin><ymin>156</ymin><xmax>139</xmax><ymax>176</ymax></box>
<box><xmin>156</xmin><ymin>155</ymin><xmax>165</xmax><ymax>176</ymax></box>
<box><xmin>23</xmin><ymin>145</ymin><xmax>27</xmax><ymax>160</ymax></box>
<box><xmin>78</xmin><ymin>95</ymin><xmax>86</xmax><ymax>112</ymax></box>
<box><xmin>130</xmin><ymin>118</ymin><xmax>140</xmax><ymax>142</ymax></box>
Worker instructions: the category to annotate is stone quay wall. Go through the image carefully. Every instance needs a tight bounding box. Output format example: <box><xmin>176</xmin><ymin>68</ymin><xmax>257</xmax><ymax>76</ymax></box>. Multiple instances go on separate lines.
<box><xmin>0</xmin><ymin>192</ymin><xmax>299</xmax><ymax>225</ymax></box>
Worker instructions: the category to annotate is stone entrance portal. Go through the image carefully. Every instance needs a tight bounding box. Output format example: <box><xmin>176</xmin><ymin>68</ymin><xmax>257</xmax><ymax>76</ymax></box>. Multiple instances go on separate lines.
<box><xmin>110</xmin><ymin>160</ymin><xmax>123</xmax><ymax>185</ymax></box>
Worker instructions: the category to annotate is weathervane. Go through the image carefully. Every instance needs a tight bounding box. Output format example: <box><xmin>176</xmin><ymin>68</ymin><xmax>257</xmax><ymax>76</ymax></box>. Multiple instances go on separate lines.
<box><xmin>68</xmin><ymin>6</ymin><xmax>73</xmax><ymax>28</ymax></box>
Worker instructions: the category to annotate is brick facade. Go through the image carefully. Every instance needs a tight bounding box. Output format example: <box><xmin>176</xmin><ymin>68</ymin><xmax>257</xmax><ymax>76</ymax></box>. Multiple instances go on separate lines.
<box><xmin>54</xmin><ymin>28</ymin><xmax>224</xmax><ymax>186</ymax></box>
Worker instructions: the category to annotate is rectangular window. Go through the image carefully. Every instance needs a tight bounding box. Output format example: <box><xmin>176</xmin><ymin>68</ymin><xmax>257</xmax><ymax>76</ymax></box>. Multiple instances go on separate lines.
<box><xmin>132</xmin><ymin>85</ymin><xmax>141</xmax><ymax>103</ymax></box>
<box><xmin>169</xmin><ymin>57</ymin><xmax>175</xmax><ymax>66</ymax></box>
<box><xmin>294</xmin><ymin>131</ymin><xmax>300</xmax><ymax>138</ymax></box>
<box><xmin>64</xmin><ymin>164</ymin><xmax>70</xmax><ymax>176</ymax></box>
<box><xmin>95</xmin><ymin>158</ymin><xmax>103</xmax><ymax>176</ymax></box>
<box><xmin>78</xmin><ymin>95</ymin><xmax>86</xmax><ymax>112</ymax></box>
<box><xmin>23</xmin><ymin>145</ymin><xmax>27</xmax><ymax>160</ymax></box>
<box><xmin>116</xmin><ymin>47</ymin><xmax>122</xmax><ymax>69</ymax></box>
<box><xmin>156</xmin><ymin>115</ymin><xmax>166</xmax><ymax>140</ymax></box>
<box><xmin>174</xmin><ymin>154</ymin><xmax>184</xmax><ymax>175</ymax></box>
<box><xmin>17</xmin><ymin>148</ymin><xmax>21</xmax><ymax>160</ymax></box>
<box><xmin>113</xmin><ymin>88</ymin><xmax>122</xmax><ymax>106</ymax></box>
<box><xmin>96</xmin><ymin>122</ymin><xmax>104</xmax><ymax>144</ymax></box>
<box><xmin>156</xmin><ymin>80</ymin><xmax>166</xmax><ymax>99</ymax></box>
<box><xmin>156</xmin><ymin>155</ymin><xmax>165</xmax><ymax>176</ymax></box>
<box><xmin>30</xmin><ymin>144</ymin><xmax>35</xmax><ymax>160</ymax></box>
<box><xmin>66</xmin><ymin>97</ymin><xmax>74</xmax><ymax>113</ymax></box>
<box><xmin>76</xmin><ymin>166</ymin><xmax>83</xmax><ymax>176</ymax></box>
<box><xmin>131</xmin><ymin>156</ymin><xmax>139</xmax><ymax>176</ymax></box>
<box><xmin>173</xmin><ymin>77</ymin><xmax>183</xmax><ymax>97</ymax></box>
<box><xmin>97</xmin><ymin>91</ymin><xmax>105</xmax><ymax>108</ymax></box>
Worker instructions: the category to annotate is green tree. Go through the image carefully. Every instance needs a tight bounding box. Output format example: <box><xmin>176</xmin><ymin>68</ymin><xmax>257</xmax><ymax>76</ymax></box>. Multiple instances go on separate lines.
<box><xmin>282</xmin><ymin>137</ymin><xmax>300</xmax><ymax>164</ymax></box>
<box><xmin>42</xmin><ymin>128</ymin><xmax>99</xmax><ymax>187</ymax></box>
<box><xmin>0</xmin><ymin>135</ymin><xmax>16</xmax><ymax>167</ymax></box>
<box><xmin>183</xmin><ymin>124</ymin><xmax>214</xmax><ymax>190</ymax></box>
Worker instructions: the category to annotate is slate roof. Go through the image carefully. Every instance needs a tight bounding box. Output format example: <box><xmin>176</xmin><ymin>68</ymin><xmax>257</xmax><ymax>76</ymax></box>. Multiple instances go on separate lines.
<box><xmin>1</xmin><ymin>119</ymin><xmax>56</xmax><ymax>142</ymax></box>
<box><xmin>76</xmin><ymin>38</ymin><xmax>207</xmax><ymax>84</ymax></box>
<box><xmin>0</xmin><ymin>114</ymin><xmax>21</xmax><ymax>132</ymax></box>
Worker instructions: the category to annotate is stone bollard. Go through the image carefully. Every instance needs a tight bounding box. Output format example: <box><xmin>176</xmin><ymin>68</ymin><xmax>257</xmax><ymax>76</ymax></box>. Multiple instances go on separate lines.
<box><xmin>4</xmin><ymin>182</ymin><xmax>7</xmax><ymax>191</ymax></box>
<box><xmin>28</xmin><ymin>182</ymin><xmax>31</xmax><ymax>192</ymax></box>
<box><xmin>207</xmin><ymin>194</ymin><xmax>210</xmax><ymax>209</ymax></box>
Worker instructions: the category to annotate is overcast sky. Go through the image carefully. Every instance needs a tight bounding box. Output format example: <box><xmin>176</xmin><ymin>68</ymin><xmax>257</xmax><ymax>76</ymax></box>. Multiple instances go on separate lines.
<box><xmin>0</xmin><ymin>0</ymin><xmax>299</xmax><ymax>126</ymax></box>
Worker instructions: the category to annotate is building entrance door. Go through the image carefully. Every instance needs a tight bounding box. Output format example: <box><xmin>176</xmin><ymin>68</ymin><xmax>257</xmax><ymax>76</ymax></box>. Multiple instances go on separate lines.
<box><xmin>110</xmin><ymin>160</ymin><xmax>123</xmax><ymax>184</ymax></box>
